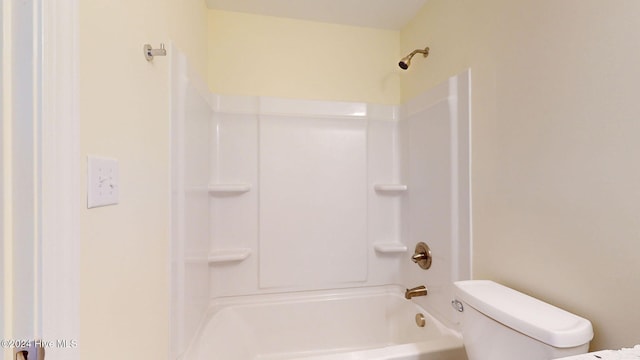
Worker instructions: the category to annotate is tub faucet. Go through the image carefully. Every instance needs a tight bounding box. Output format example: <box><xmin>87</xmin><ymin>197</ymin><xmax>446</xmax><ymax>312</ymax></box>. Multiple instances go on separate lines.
<box><xmin>405</xmin><ymin>285</ymin><xmax>428</xmax><ymax>299</ymax></box>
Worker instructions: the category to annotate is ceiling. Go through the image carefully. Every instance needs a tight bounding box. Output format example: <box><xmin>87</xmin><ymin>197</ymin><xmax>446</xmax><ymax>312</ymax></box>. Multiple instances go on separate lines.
<box><xmin>205</xmin><ymin>0</ymin><xmax>428</xmax><ymax>30</ymax></box>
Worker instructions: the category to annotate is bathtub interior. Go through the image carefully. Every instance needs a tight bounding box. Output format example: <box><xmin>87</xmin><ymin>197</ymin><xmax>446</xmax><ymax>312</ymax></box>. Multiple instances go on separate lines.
<box><xmin>182</xmin><ymin>287</ymin><xmax>467</xmax><ymax>360</ymax></box>
<box><xmin>171</xmin><ymin>45</ymin><xmax>471</xmax><ymax>359</ymax></box>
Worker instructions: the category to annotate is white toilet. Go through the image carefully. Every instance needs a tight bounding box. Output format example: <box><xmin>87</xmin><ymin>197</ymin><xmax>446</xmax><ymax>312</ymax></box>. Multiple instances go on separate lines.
<box><xmin>453</xmin><ymin>280</ymin><xmax>594</xmax><ymax>360</ymax></box>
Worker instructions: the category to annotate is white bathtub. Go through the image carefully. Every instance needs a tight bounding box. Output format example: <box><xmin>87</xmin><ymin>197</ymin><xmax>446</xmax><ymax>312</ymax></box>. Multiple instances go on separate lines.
<box><xmin>181</xmin><ymin>286</ymin><xmax>467</xmax><ymax>360</ymax></box>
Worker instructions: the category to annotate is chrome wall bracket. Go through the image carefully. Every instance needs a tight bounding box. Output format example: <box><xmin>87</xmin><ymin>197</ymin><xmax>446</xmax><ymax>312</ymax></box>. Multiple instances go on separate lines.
<box><xmin>144</xmin><ymin>43</ymin><xmax>166</xmax><ymax>61</ymax></box>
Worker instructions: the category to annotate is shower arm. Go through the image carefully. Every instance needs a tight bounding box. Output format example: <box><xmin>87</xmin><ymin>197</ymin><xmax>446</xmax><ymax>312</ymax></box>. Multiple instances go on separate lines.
<box><xmin>408</xmin><ymin>47</ymin><xmax>429</xmax><ymax>59</ymax></box>
<box><xmin>399</xmin><ymin>46</ymin><xmax>430</xmax><ymax>70</ymax></box>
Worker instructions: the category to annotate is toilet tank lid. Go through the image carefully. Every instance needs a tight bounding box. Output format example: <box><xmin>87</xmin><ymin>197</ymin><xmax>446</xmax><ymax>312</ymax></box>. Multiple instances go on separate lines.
<box><xmin>454</xmin><ymin>280</ymin><xmax>593</xmax><ymax>348</ymax></box>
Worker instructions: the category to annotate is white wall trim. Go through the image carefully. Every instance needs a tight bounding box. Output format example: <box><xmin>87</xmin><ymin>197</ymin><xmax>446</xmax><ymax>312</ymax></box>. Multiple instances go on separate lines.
<box><xmin>41</xmin><ymin>0</ymin><xmax>80</xmax><ymax>358</ymax></box>
<box><xmin>210</xmin><ymin>94</ymin><xmax>399</xmax><ymax>121</ymax></box>
<box><xmin>1</xmin><ymin>1</ymin><xmax>9</xmax><ymax>356</ymax></box>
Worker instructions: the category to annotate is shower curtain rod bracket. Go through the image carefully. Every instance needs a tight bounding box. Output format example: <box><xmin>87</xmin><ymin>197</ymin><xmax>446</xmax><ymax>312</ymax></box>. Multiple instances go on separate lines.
<box><xmin>144</xmin><ymin>43</ymin><xmax>166</xmax><ymax>62</ymax></box>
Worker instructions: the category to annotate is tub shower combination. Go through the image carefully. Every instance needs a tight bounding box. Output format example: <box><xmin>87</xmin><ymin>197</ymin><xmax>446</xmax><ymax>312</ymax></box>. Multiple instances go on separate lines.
<box><xmin>184</xmin><ymin>287</ymin><xmax>466</xmax><ymax>360</ymax></box>
<box><xmin>171</xmin><ymin>46</ymin><xmax>472</xmax><ymax>359</ymax></box>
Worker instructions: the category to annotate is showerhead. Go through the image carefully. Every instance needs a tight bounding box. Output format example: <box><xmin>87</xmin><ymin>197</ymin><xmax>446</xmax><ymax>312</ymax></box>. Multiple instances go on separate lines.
<box><xmin>398</xmin><ymin>56</ymin><xmax>411</xmax><ymax>70</ymax></box>
<box><xmin>398</xmin><ymin>47</ymin><xmax>430</xmax><ymax>70</ymax></box>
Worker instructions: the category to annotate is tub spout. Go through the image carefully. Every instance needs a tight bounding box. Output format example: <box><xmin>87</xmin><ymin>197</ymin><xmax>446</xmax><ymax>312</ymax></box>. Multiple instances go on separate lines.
<box><xmin>405</xmin><ymin>285</ymin><xmax>428</xmax><ymax>299</ymax></box>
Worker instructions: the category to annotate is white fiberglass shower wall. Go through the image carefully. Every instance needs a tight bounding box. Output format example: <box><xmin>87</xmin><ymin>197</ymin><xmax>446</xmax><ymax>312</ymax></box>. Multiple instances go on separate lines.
<box><xmin>171</xmin><ymin>46</ymin><xmax>471</xmax><ymax>358</ymax></box>
<box><xmin>207</xmin><ymin>97</ymin><xmax>403</xmax><ymax>295</ymax></box>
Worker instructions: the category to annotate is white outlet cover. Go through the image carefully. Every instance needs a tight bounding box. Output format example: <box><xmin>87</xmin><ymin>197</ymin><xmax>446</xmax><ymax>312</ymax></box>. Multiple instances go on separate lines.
<box><xmin>87</xmin><ymin>155</ymin><xmax>119</xmax><ymax>208</ymax></box>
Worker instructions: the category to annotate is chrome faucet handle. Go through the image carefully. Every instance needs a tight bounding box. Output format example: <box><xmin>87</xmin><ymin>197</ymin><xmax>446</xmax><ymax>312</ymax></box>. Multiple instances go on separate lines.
<box><xmin>411</xmin><ymin>242</ymin><xmax>432</xmax><ymax>270</ymax></box>
<box><xmin>412</xmin><ymin>253</ymin><xmax>428</xmax><ymax>262</ymax></box>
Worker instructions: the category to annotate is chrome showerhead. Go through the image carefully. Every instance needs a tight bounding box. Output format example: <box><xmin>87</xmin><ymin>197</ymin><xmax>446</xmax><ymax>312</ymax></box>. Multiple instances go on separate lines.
<box><xmin>398</xmin><ymin>47</ymin><xmax>430</xmax><ymax>70</ymax></box>
<box><xmin>398</xmin><ymin>55</ymin><xmax>412</xmax><ymax>70</ymax></box>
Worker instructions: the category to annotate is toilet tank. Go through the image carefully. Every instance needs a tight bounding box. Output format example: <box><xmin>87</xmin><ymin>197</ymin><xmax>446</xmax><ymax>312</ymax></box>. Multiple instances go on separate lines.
<box><xmin>454</xmin><ymin>280</ymin><xmax>593</xmax><ymax>360</ymax></box>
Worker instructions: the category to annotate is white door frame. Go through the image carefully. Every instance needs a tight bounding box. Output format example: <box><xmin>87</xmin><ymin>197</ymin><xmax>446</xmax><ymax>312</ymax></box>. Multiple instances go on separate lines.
<box><xmin>41</xmin><ymin>0</ymin><xmax>80</xmax><ymax>358</ymax></box>
<box><xmin>2</xmin><ymin>0</ymin><xmax>50</xmax><ymax>356</ymax></box>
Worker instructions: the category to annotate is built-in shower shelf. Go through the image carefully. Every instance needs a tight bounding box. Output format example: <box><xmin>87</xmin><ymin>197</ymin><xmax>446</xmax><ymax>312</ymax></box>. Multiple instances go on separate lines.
<box><xmin>208</xmin><ymin>249</ymin><xmax>252</xmax><ymax>264</ymax></box>
<box><xmin>208</xmin><ymin>184</ymin><xmax>251</xmax><ymax>195</ymax></box>
<box><xmin>373</xmin><ymin>184</ymin><xmax>408</xmax><ymax>192</ymax></box>
<box><xmin>373</xmin><ymin>242</ymin><xmax>408</xmax><ymax>253</ymax></box>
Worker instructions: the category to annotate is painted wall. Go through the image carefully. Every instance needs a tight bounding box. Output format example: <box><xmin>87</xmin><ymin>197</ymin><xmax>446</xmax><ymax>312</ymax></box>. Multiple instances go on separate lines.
<box><xmin>207</xmin><ymin>10</ymin><xmax>401</xmax><ymax>105</ymax></box>
<box><xmin>401</xmin><ymin>0</ymin><xmax>640</xmax><ymax>350</ymax></box>
<box><xmin>78</xmin><ymin>0</ymin><xmax>207</xmax><ymax>359</ymax></box>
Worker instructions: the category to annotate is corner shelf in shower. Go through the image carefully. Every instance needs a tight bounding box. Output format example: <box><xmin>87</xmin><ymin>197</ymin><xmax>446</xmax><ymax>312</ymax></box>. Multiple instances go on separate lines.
<box><xmin>208</xmin><ymin>248</ymin><xmax>252</xmax><ymax>264</ymax></box>
<box><xmin>208</xmin><ymin>183</ymin><xmax>252</xmax><ymax>195</ymax></box>
<box><xmin>373</xmin><ymin>242</ymin><xmax>408</xmax><ymax>254</ymax></box>
<box><xmin>373</xmin><ymin>184</ymin><xmax>408</xmax><ymax>192</ymax></box>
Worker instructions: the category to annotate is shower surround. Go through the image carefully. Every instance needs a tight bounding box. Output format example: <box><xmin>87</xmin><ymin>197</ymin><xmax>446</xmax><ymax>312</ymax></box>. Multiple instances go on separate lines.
<box><xmin>171</xmin><ymin>47</ymin><xmax>471</xmax><ymax>359</ymax></box>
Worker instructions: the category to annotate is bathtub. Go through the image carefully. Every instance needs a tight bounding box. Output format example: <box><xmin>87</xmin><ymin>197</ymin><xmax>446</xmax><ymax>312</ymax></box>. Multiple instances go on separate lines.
<box><xmin>181</xmin><ymin>286</ymin><xmax>467</xmax><ymax>360</ymax></box>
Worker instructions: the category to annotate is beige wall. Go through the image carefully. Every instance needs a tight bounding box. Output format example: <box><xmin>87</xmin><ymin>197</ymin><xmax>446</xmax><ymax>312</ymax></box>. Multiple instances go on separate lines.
<box><xmin>77</xmin><ymin>0</ymin><xmax>640</xmax><ymax>356</ymax></box>
<box><xmin>79</xmin><ymin>1</ymin><xmax>207</xmax><ymax>359</ymax></box>
<box><xmin>401</xmin><ymin>0</ymin><xmax>640</xmax><ymax>351</ymax></box>
<box><xmin>208</xmin><ymin>10</ymin><xmax>401</xmax><ymax>105</ymax></box>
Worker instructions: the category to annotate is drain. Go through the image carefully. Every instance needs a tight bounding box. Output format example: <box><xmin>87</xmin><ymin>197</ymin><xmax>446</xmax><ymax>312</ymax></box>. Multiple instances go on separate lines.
<box><xmin>415</xmin><ymin>313</ymin><xmax>426</xmax><ymax>327</ymax></box>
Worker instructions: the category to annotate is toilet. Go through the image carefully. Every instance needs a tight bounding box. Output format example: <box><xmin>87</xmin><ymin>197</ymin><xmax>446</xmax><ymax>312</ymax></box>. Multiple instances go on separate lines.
<box><xmin>453</xmin><ymin>280</ymin><xmax>593</xmax><ymax>360</ymax></box>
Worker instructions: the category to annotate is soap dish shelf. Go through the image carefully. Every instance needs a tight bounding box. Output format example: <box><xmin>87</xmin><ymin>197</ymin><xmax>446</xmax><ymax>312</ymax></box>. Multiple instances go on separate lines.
<box><xmin>374</xmin><ymin>242</ymin><xmax>408</xmax><ymax>254</ymax></box>
<box><xmin>208</xmin><ymin>184</ymin><xmax>251</xmax><ymax>195</ymax></box>
<box><xmin>373</xmin><ymin>184</ymin><xmax>408</xmax><ymax>192</ymax></box>
<box><xmin>208</xmin><ymin>248</ymin><xmax>252</xmax><ymax>264</ymax></box>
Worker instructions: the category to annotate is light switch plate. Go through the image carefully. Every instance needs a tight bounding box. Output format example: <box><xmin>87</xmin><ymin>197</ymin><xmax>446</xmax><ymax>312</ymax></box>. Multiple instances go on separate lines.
<box><xmin>87</xmin><ymin>155</ymin><xmax>119</xmax><ymax>208</ymax></box>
